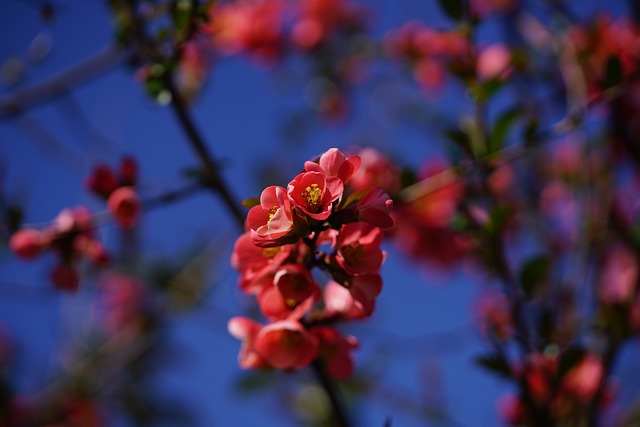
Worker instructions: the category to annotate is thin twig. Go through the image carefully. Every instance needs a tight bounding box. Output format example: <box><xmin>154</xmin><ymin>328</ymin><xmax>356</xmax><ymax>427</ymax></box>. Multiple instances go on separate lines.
<box><xmin>0</xmin><ymin>45</ymin><xmax>130</xmax><ymax>117</ymax></box>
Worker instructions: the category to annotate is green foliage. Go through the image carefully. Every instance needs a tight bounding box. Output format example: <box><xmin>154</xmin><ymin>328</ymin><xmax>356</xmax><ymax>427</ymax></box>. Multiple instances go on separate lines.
<box><xmin>241</xmin><ymin>197</ymin><xmax>260</xmax><ymax>209</ymax></box>
<box><xmin>519</xmin><ymin>255</ymin><xmax>550</xmax><ymax>299</ymax></box>
<box><xmin>489</xmin><ymin>107</ymin><xmax>522</xmax><ymax>154</ymax></box>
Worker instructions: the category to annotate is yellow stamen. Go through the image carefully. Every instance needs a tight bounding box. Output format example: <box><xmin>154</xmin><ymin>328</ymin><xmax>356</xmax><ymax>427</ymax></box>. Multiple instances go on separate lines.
<box><xmin>301</xmin><ymin>183</ymin><xmax>323</xmax><ymax>212</ymax></box>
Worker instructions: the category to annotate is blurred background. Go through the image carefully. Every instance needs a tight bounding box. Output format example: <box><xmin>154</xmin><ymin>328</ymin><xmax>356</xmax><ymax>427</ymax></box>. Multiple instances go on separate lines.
<box><xmin>1</xmin><ymin>0</ymin><xmax>639</xmax><ymax>426</ymax></box>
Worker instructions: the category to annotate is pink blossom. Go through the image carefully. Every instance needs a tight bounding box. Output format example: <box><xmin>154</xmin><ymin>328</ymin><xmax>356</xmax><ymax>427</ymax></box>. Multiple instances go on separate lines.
<box><xmin>253</xmin><ymin>319</ymin><xmax>318</xmax><ymax>369</ymax></box>
<box><xmin>248</xmin><ymin>185</ymin><xmax>297</xmax><ymax>246</ymax></box>
<box><xmin>9</xmin><ymin>229</ymin><xmax>46</xmax><ymax>259</ymax></box>
<box><xmin>231</xmin><ymin>232</ymin><xmax>293</xmax><ymax>294</ymax></box>
<box><xmin>335</xmin><ymin>223</ymin><xmax>384</xmax><ymax>275</ymax></box>
<box><xmin>477</xmin><ymin>44</ymin><xmax>512</xmax><ymax>81</ymax></box>
<box><xmin>274</xmin><ymin>264</ymin><xmax>317</xmax><ymax>306</ymax></box>
<box><xmin>107</xmin><ymin>186</ymin><xmax>141</xmax><ymax>229</ymax></box>
<box><xmin>86</xmin><ymin>163</ymin><xmax>118</xmax><ymax>199</ymax></box>
<box><xmin>50</xmin><ymin>262</ymin><xmax>79</xmax><ymax>292</ymax></box>
<box><xmin>287</xmin><ymin>171</ymin><xmax>341</xmax><ymax>220</ymax></box>
<box><xmin>562</xmin><ymin>354</ymin><xmax>604</xmax><ymax>402</ymax></box>
<box><xmin>205</xmin><ymin>0</ymin><xmax>285</xmax><ymax>66</ymax></box>
<box><xmin>349</xmin><ymin>147</ymin><xmax>401</xmax><ymax>194</ymax></box>
<box><xmin>52</xmin><ymin>206</ymin><xmax>94</xmax><ymax>236</ymax></box>
<box><xmin>356</xmin><ymin>188</ymin><xmax>394</xmax><ymax>229</ymax></box>
<box><xmin>312</xmin><ymin>326</ymin><xmax>359</xmax><ymax>379</ymax></box>
<box><xmin>599</xmin><ymin>247</ymin><xmax>638</xmax><ymax>304</ymax></box>
<box><xmin>324</xmin><ymin>280</ymin><xmax>366</xmax><ymax>319</ymax></box>
<box><xmin>228</xmin><ymin>316</ymin><xmax>269</xmax><ymax>369</ymax></box>
<box><xmin>304</xmin><ymin>148</ymin><xmax>361</xmax><ymax>186</ymax></box>
<box><xmin>347</xmin><ymin>273</ymin><xmax>382</xmax><ymax>316</ymax></box>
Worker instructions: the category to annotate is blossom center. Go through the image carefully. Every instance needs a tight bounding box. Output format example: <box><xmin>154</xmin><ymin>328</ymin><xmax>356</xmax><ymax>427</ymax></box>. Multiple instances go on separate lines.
<box><xmin>342</xmin><ymin>242</ymin><xmax>364</xmax><ymax>265</ymax></box>
<box><xmin>301</xmin><ymin>184</ymin><xmax>323</xmax><ymax>213</ymax></box>
<box><xmin>266</xmin><ymin>206</ymin><xmax>279</xmax><ymax>228</ymax></box>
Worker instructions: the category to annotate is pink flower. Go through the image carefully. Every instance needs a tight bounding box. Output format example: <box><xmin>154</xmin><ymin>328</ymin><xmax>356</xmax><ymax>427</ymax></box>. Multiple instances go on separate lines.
<box><xmin>349</xmin><ymin>147</ymin><xmax>401</xmax><ymax>194</ymax></box>
<box><xmin>248</xmin><ymin>186</ymin><xmax>297</xmax><ymax>246</ymax></box>
<box><xmin>86</xmin><ymin>163</ymin><xmax>118</xmax><ymax>199</ymax></box>
<box><xmin>274</xmin><ymin>264</ymin><xmax>316</xmax><ymax>306</ymax></box>
<box><xmin>347</xmin><ymin>274</ymin><xmax>382</xmax><ymax>316</ymax></box>
<box><xmin>107</xmin><ymin>186</ymin><xmax>141</xmax><ymax>229</ymax></box>
<box><xmin>474</xmin><ymin>292</ymin><xmax>514</xmax><ymax>341</ymax></box>
<box><xmin>477</xmin><ymin>44</ymin><xmax>512</xmax><ymax>81</ymax></box>
<box><xmin>312</xmin><ymin>326</ymin><xmax>359</xmax><ymax>379</ymax></box>
<box><xmin>335</xmin><ymin>223</ymin><xmax>384</xmax><ymax>275</ymax></box>
<box><xmin>599</xmin><ymin>247</ymin><xmax>638</xmax><ymax>304</ymax></box>
<box><xmin>356</xmin><ymin>188</ymin><xmax>394</xmax><ymax>229</ymax></box>
<box><xmin>258</xmin><ymin>284</ymin><xmax>315</xmax><ymax>321</ymax></box>
<box><xmin>50</xmin><ymin>262</ymin><xmax>79</xmax><ymax>292</ymax></box>
<box><xmin>304</xmin><ymin>148</ymin><xmax>361</xmax><ymax>186</ymax></box>
<box><xmin>562</xmin><ymin>354</ymin><xmax>604</xmax><ymax>403</ymax></box>
<box><xmin>287</xmin><ymin>171</ymin><xmax>341</xmax><ymax>220</ymax></box>
<box><xmin>253</xmin><ymin>320</ymin><xmax>318</xmax><ymax>369</ymax></box>
<box><xmin>52</xmin><ymin>206</ymin><xmax>94</xmax><ymax>236</ymax></box>
<box><xmin>228</xmin><ymin>316</ymin><xmax>269</xmax><ymax>369</ymax></box>
<box><xmin>9</xmin><ymin>229</ymin><xmax>46</xmax><ymax>259</ymax></box>
<box><xmin>323</xmin><ymin>280</ymin><xmax>366</xmax><ymax>319</ymax></box>
<box><xmin>231</xmin><ymin>232</ymin><xmax>293</xmax><ymax>294</ymax></box>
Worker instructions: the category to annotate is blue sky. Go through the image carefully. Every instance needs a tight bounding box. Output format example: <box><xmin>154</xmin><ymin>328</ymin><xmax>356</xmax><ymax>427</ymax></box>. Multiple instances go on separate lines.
<box><xmin>0</xmin><ymin>0</ymin><xmax>637</xmax><ymax>426</ymax></box>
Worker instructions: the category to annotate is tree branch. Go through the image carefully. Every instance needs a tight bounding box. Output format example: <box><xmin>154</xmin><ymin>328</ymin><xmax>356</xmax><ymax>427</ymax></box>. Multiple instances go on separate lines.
<box><xmin>0</xmin><ymin>44</ymin><xmax>130</xmax><ymax>117</ymax></box>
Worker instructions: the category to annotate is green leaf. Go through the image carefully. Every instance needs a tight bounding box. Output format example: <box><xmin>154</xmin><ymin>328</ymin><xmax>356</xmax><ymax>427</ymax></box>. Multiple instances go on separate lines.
<box><xmin>486</xmin><ymin>205</ymin><xmax>512</xmax><ymax>236</ymax></box>
<box><xmin>437</xmin><ymin>0</ymin><xmax>464</xmax><ymax>21</ymax></box>
<box><xmin>474</xmin><ymin>353</ymin><xmax>512</xmax><ymax>379</ymax></box>
<box><xmin>241</xmin><ymin>197</ymin><xmax>260</xmax><ymax>209</ymax></box>
<box><xmin>603</xmin><ymin>55</ymin><xmax>624</xmax><ymax>89</ymax></box>
<box><xmin>519</xmin><ymin>255</ymin><xmax>550</xmax><ymax>299</ymax></box>
<box><xmin>489</xmin><ymin>107</ymin><xmax>521</xmax><ymax>153</ymax></box>
<box><xmin>174</xmin><ymin>0</ymin><xmax>194</xmax><ymax>43</ymax></box>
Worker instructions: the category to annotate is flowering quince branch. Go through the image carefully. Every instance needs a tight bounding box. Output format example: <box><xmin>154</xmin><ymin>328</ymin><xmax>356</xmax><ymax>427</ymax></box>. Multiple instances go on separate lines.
<box><xmin>9</xmin><ymin>160</ymin><xmax>206</xmax><ymax>292</ymax></box>
<box><xmin>229</xmin><ymin>148</ymin><xmax>393</xmax><ymax>426</ymax></box>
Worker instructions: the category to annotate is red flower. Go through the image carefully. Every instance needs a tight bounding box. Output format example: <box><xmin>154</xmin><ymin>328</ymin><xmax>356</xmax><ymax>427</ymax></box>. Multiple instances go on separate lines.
<box><xmin>253</xmin><ymin>320</ymin><xmax>318</xmax><ymax>369</ymax></box>
<box><xmin>312</xmin><ymin>326</ymin><xmax>359</xmax><ymax>379</ymax></box>
<box><xmin>107</xmin><ymin>186</ymin><xmax>141</xmax><ymax>229</ymax></box>
<box><xmin>248</xmin><ymin>185</ymin><xmax>298</xmax><ymax>247</ymax></box>
<box><xmin>228</xmin><ymin>316</ymin><xmax>269</xmax><ymax>369</ymax></box>
<box><xmin>335</xmin><ymin>223</ymin><xmax>384</xmax><ymax>275</ymax></box>
<box><xmin>304</xmin><ymin>148</ymin><xmax>361</xmax><ymax>186</ymax></box>
<box><xmin>9</xmin><ymin>229</ymin><xmax>46</xmax><ymax>259</ymax></box>
<box><xmin>288</xmin><ymin>171</ymin><xmax>341</xmax><ymax>220</ymax></box>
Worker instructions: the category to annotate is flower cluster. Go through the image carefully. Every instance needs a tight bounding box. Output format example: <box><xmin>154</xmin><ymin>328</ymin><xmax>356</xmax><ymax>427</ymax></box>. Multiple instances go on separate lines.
<box><xmin>229</xmin><ymin>148</ymin><xmax>392</xmax><ymax>378</ymax></box>
<box><xmin>87</xmin><ymin>156</ymin><xmax>141</xmax><ymax>229</ymax></box>
<box><xmin>9</xmin><ymin>157</ymin><xmax>143</xmax><ymax>291</ymax></box>
<box><xmin>384</xmin><ymin>21</ymin><xmax>470</xmax><ymax>91</ymax></box>
<box><xmin>499</xmin><ymin>351</ymin><xmax>611</xmax><ymax>425</ymax></box>
<box><xmin>10</xmin><ymin>207</ymin><xmax>108</xmax><ymax>291</ymax></box>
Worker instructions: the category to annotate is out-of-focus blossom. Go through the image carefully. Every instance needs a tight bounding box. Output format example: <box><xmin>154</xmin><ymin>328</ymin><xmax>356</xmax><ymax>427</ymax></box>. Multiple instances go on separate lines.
<box><xmin>312</xmin><ymin>326</ymin><xmax>358</xmax><ymax>379</ymax></box>
<box><xmin>349</xmin><ymin>147</ymin><xmax>401</xmax><ymax>194</ymax></box>
<box><xmin>477</xmin><ymin>44</ymin><xmax>512</xmax><ymax>82</ymax></box>
<box><xmin>107</xmin><ymin>186</ymin><xmax>141</xmax><ymax>229</ymax></box>
<box><xmin>599</xmin><ymin>247</ymin><xmax>638</xmax><ymax>304</ymax></box>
